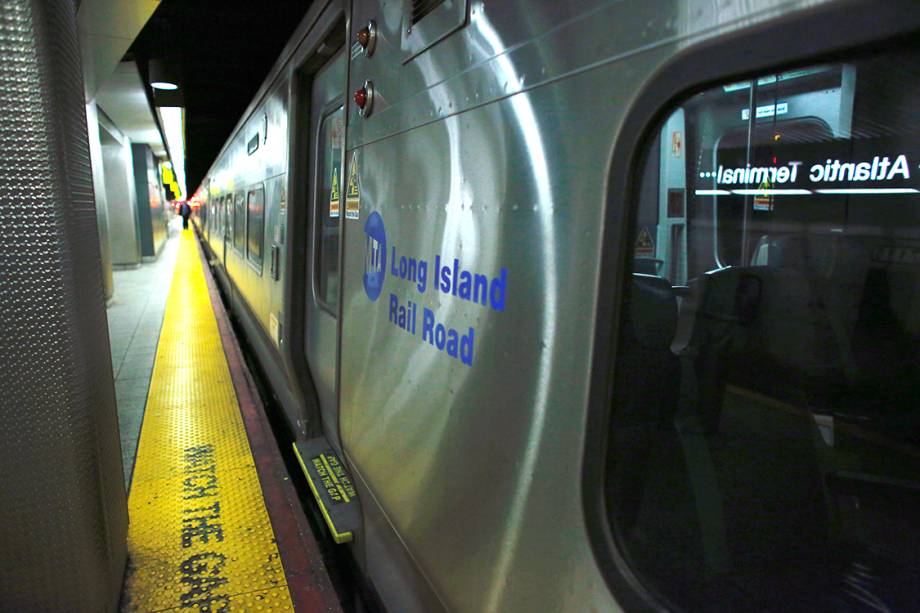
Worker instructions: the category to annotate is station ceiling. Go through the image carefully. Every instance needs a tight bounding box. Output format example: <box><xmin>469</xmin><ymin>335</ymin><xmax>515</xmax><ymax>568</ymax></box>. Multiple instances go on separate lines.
<box><xmin>127</xmin><ymin>1</ymin><xmax>314</xmax><ymax>192</ymax></box>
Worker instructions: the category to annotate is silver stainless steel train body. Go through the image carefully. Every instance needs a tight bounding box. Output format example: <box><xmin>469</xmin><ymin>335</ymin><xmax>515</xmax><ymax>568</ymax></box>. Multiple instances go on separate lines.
<box><xmin>195</xmin><ymin>0</ymin><xmax>920</xmax><ymax>610</ymax></box>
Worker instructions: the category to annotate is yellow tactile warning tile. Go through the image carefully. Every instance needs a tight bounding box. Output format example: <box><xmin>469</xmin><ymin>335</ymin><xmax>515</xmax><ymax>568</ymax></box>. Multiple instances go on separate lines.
<box><xmin>122</xmin><ymin>231</ymin><xmax>294</xmax><ymax>612</ymax></box>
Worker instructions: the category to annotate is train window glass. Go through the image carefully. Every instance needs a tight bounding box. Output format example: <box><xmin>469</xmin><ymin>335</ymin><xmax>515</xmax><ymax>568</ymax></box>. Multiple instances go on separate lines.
<box><xmin>608</xmin><ymin>46</ymin><xmax>920</xmax><ymax>611</ymax></box>
<box><xmin>315</xmin><ymin>106</ymin><xmax>344</xmax><ymax>311</ymax></box>
<box><xmin>223</xmin><ymin>196</ymin><xmax>231</xmax><ymax>238</ymax></box>
<box><xmin>233</xmin><ymin>191</ymin><xmax>245</xmax><ymax>251</ymax></box>
<box><xmin>247</xmin><ymin>186</ymin><xmax>264</xmax><ymax>268</ymax></box>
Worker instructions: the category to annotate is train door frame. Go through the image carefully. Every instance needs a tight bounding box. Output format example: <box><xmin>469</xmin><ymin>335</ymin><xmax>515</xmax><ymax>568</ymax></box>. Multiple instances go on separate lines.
<box><xmin>581</xmin><ymin>1</ymin><xmax>920</xmax><ymax>609</ymax></box>
<box><xmin>303</xmin><ymin>47</ymin><xmax>347</xmax><ymax>449</ymax></box>
<box><xmin>283</xmin><ymin>3</ymin><xmax>347</xmax><ymax>439</ymax></box>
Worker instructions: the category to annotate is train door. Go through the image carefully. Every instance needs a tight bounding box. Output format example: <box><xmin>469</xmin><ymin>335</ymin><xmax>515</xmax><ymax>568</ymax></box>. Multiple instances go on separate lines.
<box><xmin>305</xmin><ymin>48</ymin><xmax>346</xmax><ymax>445</ymax></box>
<box><xmin>222</xmin><ymin>195</ymin><xmax>230</xmax><ymax>268</ymax></box>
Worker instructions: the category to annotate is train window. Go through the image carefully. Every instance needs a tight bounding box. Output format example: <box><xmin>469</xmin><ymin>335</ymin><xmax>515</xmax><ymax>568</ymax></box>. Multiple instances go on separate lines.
<box><xmin>608</xmin><ymin>46</ymin><xmax>920</xmax><ymax>611</ymax></box>
<box><xmin>233</xmin><ymin>191</ymin><xmax>245</xmax><ymax>252</ymax></box>
<box><xmin>247</xmin><ymin>186</ymin><xmax>264</xmax><ymax>269</ymax></box>
<box><xmin>223</xmin><ymin>196</ymin><xmax>231</xmax><ymax>238</ymax></box>
<box><xmin>315</xmin><ymin>106</ymin><xmax>343</xmax><ymax>311</ymax></box>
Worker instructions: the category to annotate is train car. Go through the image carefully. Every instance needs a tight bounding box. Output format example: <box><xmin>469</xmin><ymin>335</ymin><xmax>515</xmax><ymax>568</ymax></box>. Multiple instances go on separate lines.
<box><xmin>194</xmin><ymin>0</ymin><xmax>920</xmax><ymax>610</ymax></box>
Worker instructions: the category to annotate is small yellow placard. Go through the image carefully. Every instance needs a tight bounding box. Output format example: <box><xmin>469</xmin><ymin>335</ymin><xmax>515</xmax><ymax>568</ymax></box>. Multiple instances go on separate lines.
<box><xmin>330</xmin><ymin>167</ymin><xmax>340</xmax><ymax>218</ymax></box>
<box><xmin>345</xmin><ymin>153</ymin><xmax>360</xmax><ymax>220</ymax></box>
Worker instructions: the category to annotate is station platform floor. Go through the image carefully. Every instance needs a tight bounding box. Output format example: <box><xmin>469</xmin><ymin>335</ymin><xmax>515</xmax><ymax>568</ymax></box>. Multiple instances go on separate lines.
<box><xmin>107</xmin><ymin>222</ymin><xmax>341</xmax><ymax>612</ymax></box>
<box><xmin>108</xmin><ymin>222</ymin><xmax>180</xmax><ymax>487</ymax></box>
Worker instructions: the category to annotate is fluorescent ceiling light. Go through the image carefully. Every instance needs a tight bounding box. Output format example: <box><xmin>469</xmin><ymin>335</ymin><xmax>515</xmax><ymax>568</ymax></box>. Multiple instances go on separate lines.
<box><xmin>815</xmin><ymin>188</ymin><xmax>919</xmax><ymax>195</ymax></box>
<box><xmin>722</xmin><ymin>67</ymin><xmax>830</xmax><ymax>92</ymax></box>
<box><xmin>149</xmin><ymin>59</ymin><xmax>181</xmax><ymax>92</ymax></box>
<box><xmin>731</xmin><ymin>189</ymin><xmax>812</xmax><ymax>195</ymax></box>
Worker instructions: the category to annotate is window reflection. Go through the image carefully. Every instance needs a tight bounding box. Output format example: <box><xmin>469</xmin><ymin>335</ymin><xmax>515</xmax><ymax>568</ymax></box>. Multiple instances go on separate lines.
<box><xmin>247</xmin><ymin>187</ymin><xmax>264</xmax><ymax>266</ymax></box>
<box><xmin>609</xmin><ymin>48</ymin><xmax>920</xmax><ymax>610</ymax></box>
<box><xmin>316</xmin><ymin>107</ymin><xmax>343</xmax><ymax>310</ymax></box>
<box><xmin>233</xmin><ymin>191</ymin><xmax>245</xmax><ymax>252</ymax></box>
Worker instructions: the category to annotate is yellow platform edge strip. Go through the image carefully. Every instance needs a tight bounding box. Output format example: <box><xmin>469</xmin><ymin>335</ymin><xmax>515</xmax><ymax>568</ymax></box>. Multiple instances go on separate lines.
<box><xmin>121</xmin><ymin>231</ymin><xmax>295</xmax><ymax>612</ymax></box>
<box><xmin>292</xmin><ymin>444</ymin><xmax>353</xmax><ymax>544</ymax></box>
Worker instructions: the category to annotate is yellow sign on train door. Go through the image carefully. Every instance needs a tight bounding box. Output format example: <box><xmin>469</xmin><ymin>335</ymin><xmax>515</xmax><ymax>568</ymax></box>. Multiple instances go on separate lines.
<box><xmin>345</xmin><ymin>153</ymin><xmax>360</xmax><ymax>220</ymax></box>
<box><xmin>753</xmin><ymin>177</ymin><xmax>774</xmax><ymax>211</ymax></box>
<box><xmin>329</xmin><ymin>167</ymin><xmax>340</xmax><ymax>218</ymax></box>
<box><xmin>635</xmin><ymin>227</ymin><xmax>655</xmax><ymax>257</ymax></box>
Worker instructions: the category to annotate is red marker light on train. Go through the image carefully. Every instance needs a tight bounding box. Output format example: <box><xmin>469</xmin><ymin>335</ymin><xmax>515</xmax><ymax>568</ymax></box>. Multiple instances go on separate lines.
<box><xmin>357</xmin><ymin>27</ymin><xmax>370</xmax><ymax>49</ymax></box>
<box><xmin>356</xmin><ymin>21</ymin><xmax>377</xmax><ymax>56</ymax></box>
<box><xmin>355</xmin><ymin>80</ymin><xmax>374</xmax><ymax>117</ymax></box>
<box><xmin>354</xmin><ymin>88</ymin><xmax>368</xmax><ymax>109</ymax></box>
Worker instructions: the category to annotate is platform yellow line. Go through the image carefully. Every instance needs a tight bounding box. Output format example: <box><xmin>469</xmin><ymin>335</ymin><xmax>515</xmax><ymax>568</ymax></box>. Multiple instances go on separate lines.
<box><xmin>121</xmin><ymin>230</ymin><xmax>294</xmax><ymax>612</ymax></box>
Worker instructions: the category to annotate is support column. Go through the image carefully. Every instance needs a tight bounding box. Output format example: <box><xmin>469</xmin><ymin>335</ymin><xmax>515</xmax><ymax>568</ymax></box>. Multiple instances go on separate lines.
<box><xmin>0</xmin><ymin>0</ymin><xmax>128</xmax><ymax>610</ymax></box>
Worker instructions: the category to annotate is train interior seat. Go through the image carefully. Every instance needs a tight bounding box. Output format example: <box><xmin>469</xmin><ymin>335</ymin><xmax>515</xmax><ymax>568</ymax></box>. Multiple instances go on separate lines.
<box><xmin>613</xmin><ymin>266</ymin><xmax>838</xmax><ymax>609</ymax></box>
<box><xmin>753</xmin><ymin>233</ymin><xmax>920</xmax><ymax>438</ymax></box>
<box><xmin>661</xmin><ymin>232</ymin><xmax>920</xmax><ymax>607</ymax></box>
<box><xmin>609</xmin><ymin>274</ymin><xmax>680</xmax><ymax>533</ymax></box>
<box><xmin>609</xmin><ymin>273</ymin><xmax>698</xmax><ymax>594</ymax></box>
<box><xmin>612</xmin><ymin>218</ymin><xmax>920</xmax><ymax>608</ymax></box>
<box><xmin>665</xmin><ymin>263</ymin><xmax>836</xmax><ymax>608</ymax></box>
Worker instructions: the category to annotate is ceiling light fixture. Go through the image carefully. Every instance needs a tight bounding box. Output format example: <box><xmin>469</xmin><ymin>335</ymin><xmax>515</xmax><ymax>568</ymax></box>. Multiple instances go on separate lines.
<box><xmin>149</xmin><ymin>59</ymin><xmax>180</xmax><ymax>91</ymax></box>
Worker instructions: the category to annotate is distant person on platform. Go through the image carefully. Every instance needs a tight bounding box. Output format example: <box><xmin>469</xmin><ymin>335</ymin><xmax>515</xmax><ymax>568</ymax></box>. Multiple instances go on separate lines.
<box><xmin>178</xmin><ymin>201</ymin><xmax>192</xmax><ymax>230</ymax></box>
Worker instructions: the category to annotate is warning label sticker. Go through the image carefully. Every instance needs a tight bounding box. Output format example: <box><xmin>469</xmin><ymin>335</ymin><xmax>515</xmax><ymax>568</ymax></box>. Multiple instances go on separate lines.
<box><xmin>635</xmin><ymin>227</ymin><xmax>655</xmax><ymax>257</ymax></box>
<box><xmin>311</xmin><ymin>453</ymin><xmax>357</xmax><ymax>505</ymax></box>
<box><xmin>753</xmin><ymin>178</ymin><xmax>774</xmax><ymax>211</ymax></box>
<box><xmin>345</xmin><ymin>153</ymin><xmax>360</xmax><ymax>220</ymax></box>
<box><xmin>329</xmin><ymin>167</ymin><xmax>340</xmax><ymax>218</ymax></box>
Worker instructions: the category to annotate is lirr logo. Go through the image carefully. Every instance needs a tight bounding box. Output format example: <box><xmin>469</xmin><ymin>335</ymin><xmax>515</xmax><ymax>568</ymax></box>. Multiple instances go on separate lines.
<box><xmin>363</xmin><ymin>211</ymin><xmax>387</xmax><ymax>301</ymax></box>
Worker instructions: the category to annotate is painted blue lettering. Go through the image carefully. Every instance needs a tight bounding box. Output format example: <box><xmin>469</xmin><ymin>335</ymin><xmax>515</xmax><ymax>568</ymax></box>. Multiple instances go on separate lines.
<box><xmin>472</xmin><ymin>274</ymin><xmax>488</xmax><ymax>306</ymax></box>
<box><xmin>389</xmin><ymin>294</ymin><xmax>398</xmax><ymax>323</ymax></box>
<box><xmin>490</xmin><ymin>268</ymin><xmax>508</xmax><ymax>311</ymax></box>
<box><xmin>460</xmin><ymin>327</ymin><xmax>474</xmax><ymax>366</ymax></box>
<box><xmin>452</xmin><ymin>259</ymin><xmax>459</xmax><ymax>296</ymax></box>
<box><xmin>417</xmin><ymin>260</ymin><xmax>427</xmax><ymax>294</ymax></box>
<box><xmin>458</xmin><ymin>271</ymin><xmax>472</xmax><ymax>300</ymax></box>
<box><xmin>422</xmin><ymin>308</ymin><xmax>434</xmax><ymax>343</ymax></box>
<box><xmin>437</xmin><ymin>256</ymin><xmax>450</xmax><ymax>293</ymax></box>
<box><xmin>419</xmin><ymin>308</ymin><xmax>475</xmax><ymax>366</ymax></box>
<box><xmin>435</xmin><ymin>323</ymin><xmax>446</xmax><ymax>350</ymax></box>
<box><xmin>446</xmin><ymin>329</ymin><xmax>458</xmax><ymax>357</ymax></box>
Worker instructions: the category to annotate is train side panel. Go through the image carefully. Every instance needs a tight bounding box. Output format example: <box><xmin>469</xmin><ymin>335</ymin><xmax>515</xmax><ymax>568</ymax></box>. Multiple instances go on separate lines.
<box><xmin>202</xmin><ymin>80</ymin><xmax>303</xmax><ymax>431</ymax></box>
<box><xmin>337</xmin><ymin>0</ymin><xmax>822</xmax><ymax>610</ymax></box>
